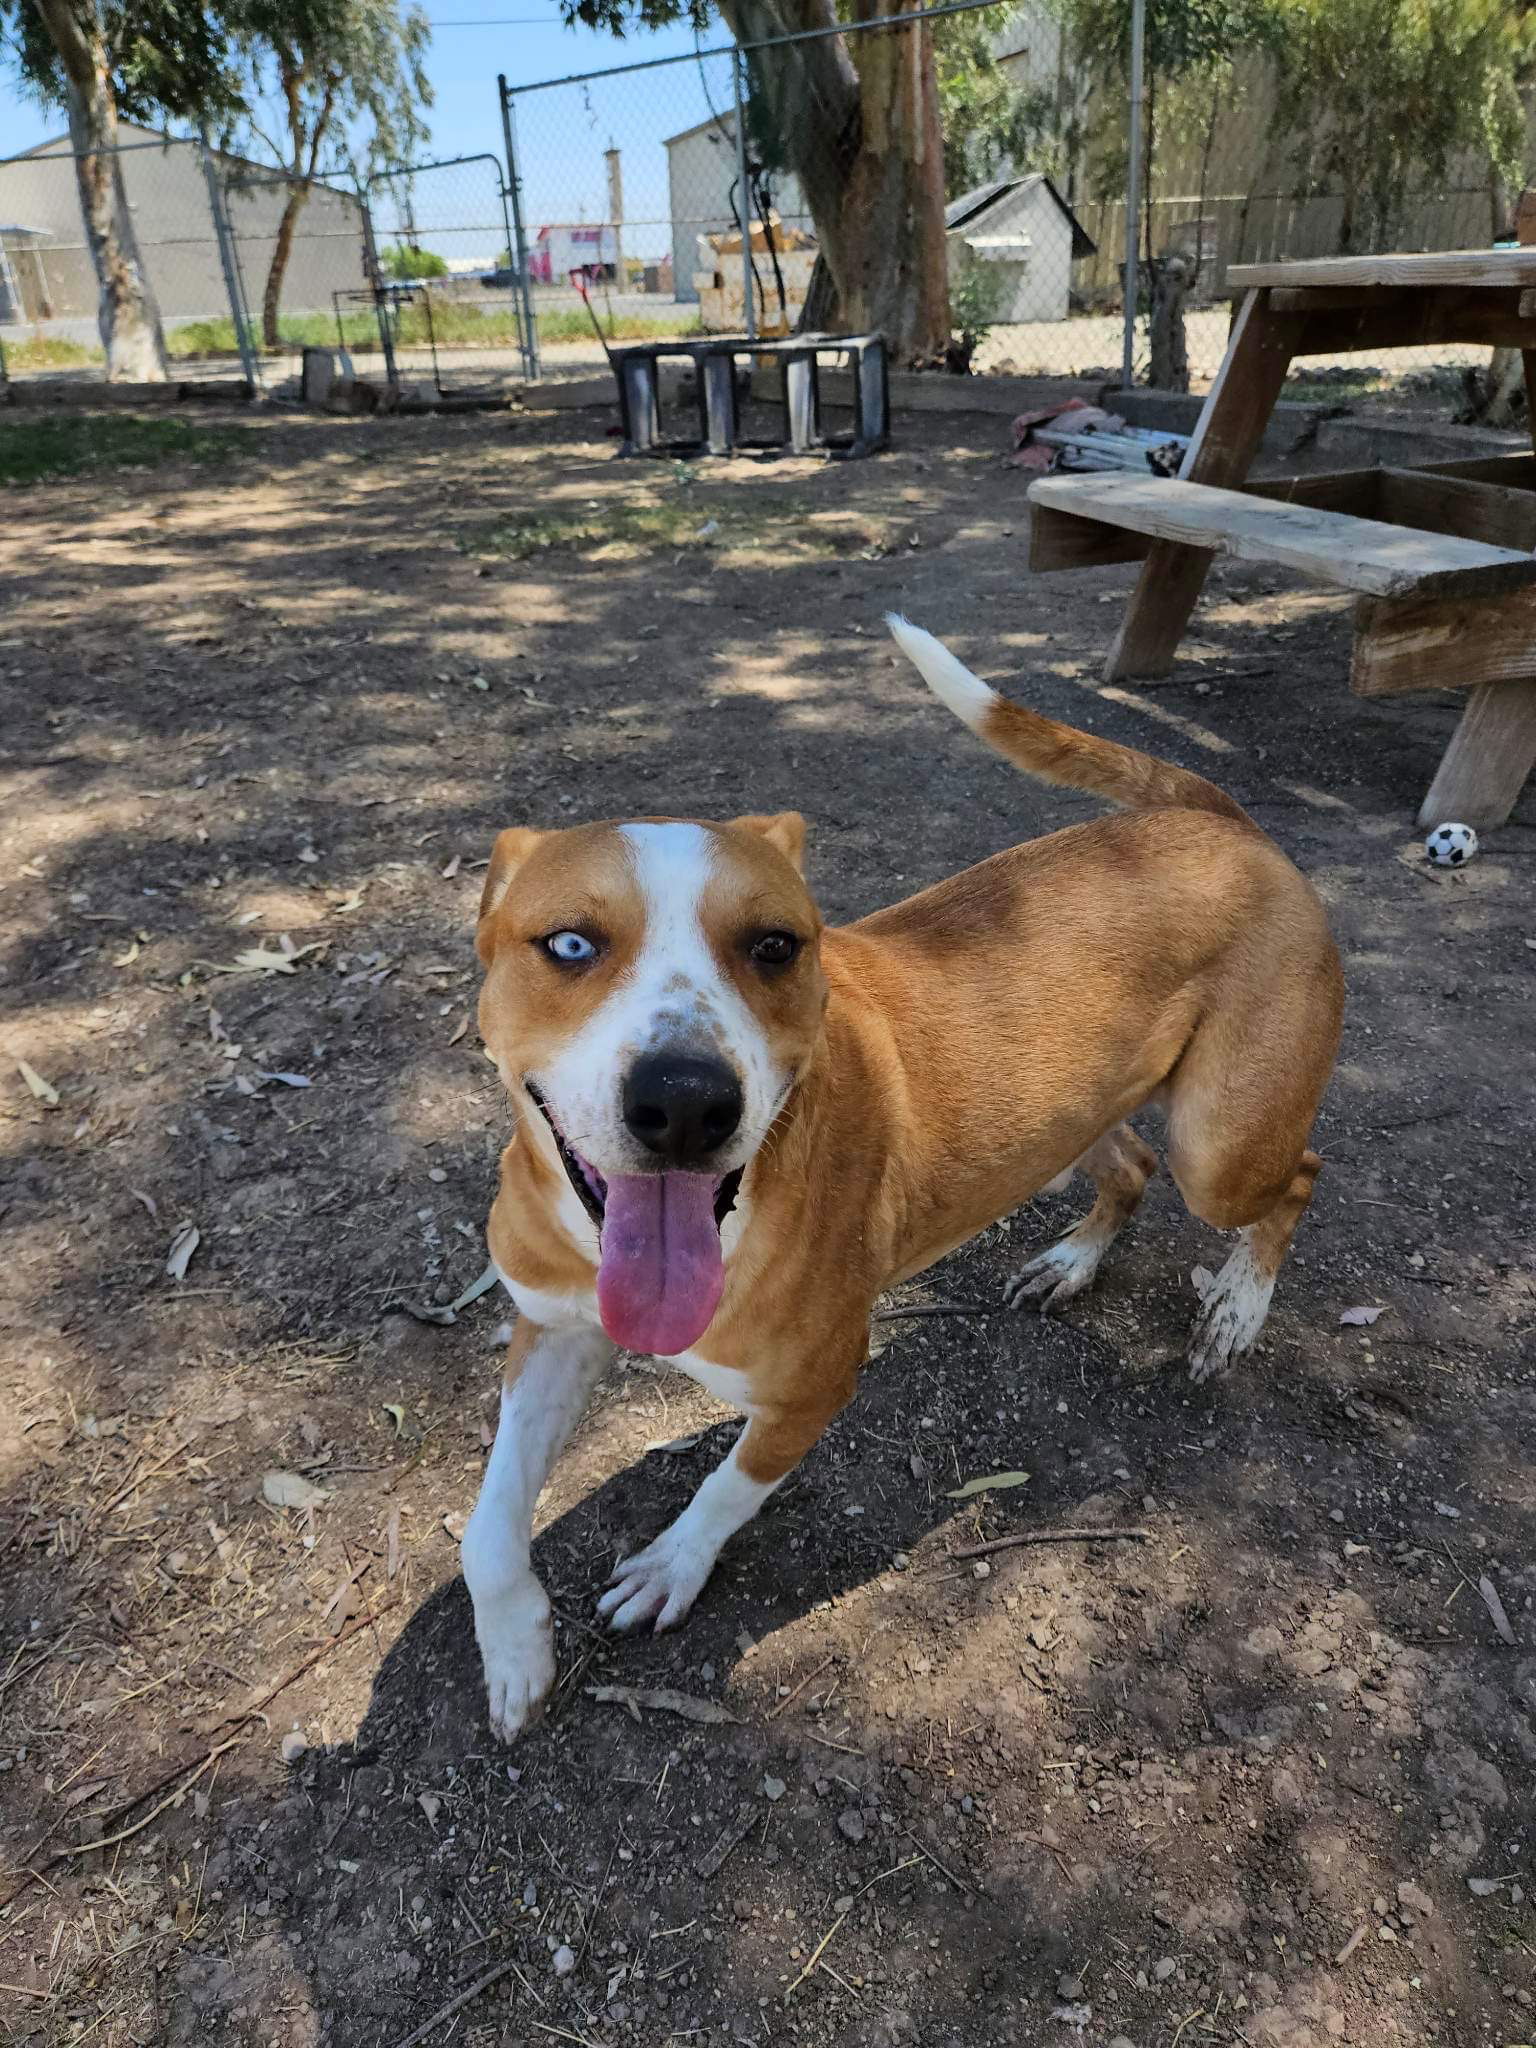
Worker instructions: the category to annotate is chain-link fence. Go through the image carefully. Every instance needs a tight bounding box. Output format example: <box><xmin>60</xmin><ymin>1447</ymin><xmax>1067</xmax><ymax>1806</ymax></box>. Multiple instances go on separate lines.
<box><xmin>0</xmin><ymin>129</ymin><xmax>374</xmax><ymax>390</ymax></box>
<box><xmin>0</xmin><ymin>134</ymin><xmax>243</xmax><ymax>379</ymax></box>
<box><xmin>499</xmin><ymin>0</ymin><xmax>1531</xmax><ymax>407</ymax></box>
<box><xmin>1117</xmin><ymin>40</ymin><xmax>1515</xmax><ymax>397</ymax></box>
<box><xmin>362</xmin><ymin>155</ymin><xmax>531</xmax><ymax>391</ymax></box>
<box><xmin>497</xmin><ymin>1</ymin><xmax>1109</xmax><ymax>383</ymax></box>
<box><xmin>5</xmin><ymin>8</ymin><xmax>1529</xmax><ymax>410</ymax></box>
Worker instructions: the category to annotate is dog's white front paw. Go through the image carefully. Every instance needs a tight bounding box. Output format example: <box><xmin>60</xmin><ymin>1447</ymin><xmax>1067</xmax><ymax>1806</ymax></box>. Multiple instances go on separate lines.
<box><xmin>598</xmin><ymin>1528</ymin><xmax>716</xmax><ymax>1633</ymax></box>
<box><xmin>1003</xmin><ymin>1230</ymin><xmax>1105</xmax><ymax>1312</ymax></box>
<box><xmin>475</xmin><ymin>1592</ymin><xmax>556</xmax><ymax>1743</ymax></box>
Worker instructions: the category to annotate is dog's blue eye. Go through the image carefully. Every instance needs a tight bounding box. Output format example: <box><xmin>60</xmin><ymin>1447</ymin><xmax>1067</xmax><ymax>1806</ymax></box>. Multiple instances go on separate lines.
<box><xmin>542</xmin><ymin>931</ymin><xmax>596</xmax><ymax>963</ymax></box>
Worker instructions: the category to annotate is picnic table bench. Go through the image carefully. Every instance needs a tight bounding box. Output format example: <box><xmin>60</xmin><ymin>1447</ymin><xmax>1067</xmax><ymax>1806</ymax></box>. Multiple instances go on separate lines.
<box><xmin>1026</xmin><ymin>249</ymin><xmax>1536</xmax><ymax>826</ymax></box>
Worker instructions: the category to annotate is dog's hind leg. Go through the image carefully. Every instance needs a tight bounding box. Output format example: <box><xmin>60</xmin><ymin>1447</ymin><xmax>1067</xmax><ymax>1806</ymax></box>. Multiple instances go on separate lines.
<box><xmin>1183</xmin><ymin>1149</ymin><xmax>1321</xmax><ymax>1382</ymax></box>
<box><xmin>1164</xmin><ymin>955</ymin><xmax>1338</xmax><ymax>1381</ymax></box>
<box><xmin>1004</xmin><ymin>1122</ymin><xmax>1158</xmax><ymax>1312</ymax></box>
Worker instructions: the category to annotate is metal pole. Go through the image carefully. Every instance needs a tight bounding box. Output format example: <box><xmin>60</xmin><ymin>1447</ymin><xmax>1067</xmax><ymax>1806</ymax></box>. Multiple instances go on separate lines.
<box><xmin>1121</xmin><ymin>0</ymin><xmax>1146</xmax><ymax>392</ymax></box>
<box><xmin>498</xmin><ymin>76</ymin><xmax>541</xmax><ymax>381</ymax></box>
<box><xmin>732</xmin><ymin>47</ymin><xmax>757</xmax><ymax>342</ymax></box>
<box><xmin>356</xmin><ymin>185</ymin><xmax>399</xmax><ymax>391</ymax></box>
<box><xmin>199</xmin><ymin>130</ymin><xmax>261</xmax><ymax>394</ymax></box>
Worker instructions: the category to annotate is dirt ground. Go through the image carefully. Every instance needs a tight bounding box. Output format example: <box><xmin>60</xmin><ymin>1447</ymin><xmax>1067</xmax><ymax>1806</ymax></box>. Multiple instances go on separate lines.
<box><xmin>2</xmin><ymin>394</ymin><xmax>1534</xmax><ymax>2048</ymax></box>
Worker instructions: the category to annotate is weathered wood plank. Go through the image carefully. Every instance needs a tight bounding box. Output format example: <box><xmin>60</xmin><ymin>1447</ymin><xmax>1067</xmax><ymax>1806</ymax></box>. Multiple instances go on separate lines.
<box><xmin>1352</xmin><ymin>587</ymin><xmax>1536</xmax><ymax>698</ymax></box>
<box><xmin>1104</xmin><ymin>290</ymin><xmax>1303</xmax><ymax>678</ymax></box>
<box><xmin>1029</xmin><ymin>464</ymin><xmax>1384</xmax><ymax>573</ymax></box>
<box><xmin>1293</xmin><ymin>290</ymin><xmax>1536</xmax><ymax>356</ymax></box>
<box><xmin>1028</xmin><ymin>502</ymin><xmax>1149</xmax><ymax>571</ymax></box>
<box><xmin>1229</xmin><ymin>249</ymin><xmax>1536</xmax><ymax>290</ymax></box>
<box><xmin>1376</xmin><ymin>468</ymin><xmax>1536</xmax><ymax>551</ymax></box>
<box><xmin>1417</xmin><ymin>681</ymin><xmax>1536</xmax><ymax>828</ymax></box>
<box><xmin>1028</xmin><ymin>475</ymin><xmax>1536</xmax><ymax>600</ymax></box>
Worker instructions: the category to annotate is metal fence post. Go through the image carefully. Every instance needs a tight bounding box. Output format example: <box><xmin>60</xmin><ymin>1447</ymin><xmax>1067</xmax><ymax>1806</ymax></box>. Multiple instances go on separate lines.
<box><xmin>1121</xmin><ymin>0</ymin><xmax>1146</xmax><ymax>391</ymax></box>
<box><xmin>199</xmin><ymin>130</ymin><xmax>261</xmax><ymax>393</ymax></box>
<box><xmin>732</xmin><ymin>47</ymin><xmax>757</xmax><ymax>341</ymax></box>
<box><xmin>498</xmin><ymin>76</ymin><xmax>541</xmax><ymax>381</ymax></box>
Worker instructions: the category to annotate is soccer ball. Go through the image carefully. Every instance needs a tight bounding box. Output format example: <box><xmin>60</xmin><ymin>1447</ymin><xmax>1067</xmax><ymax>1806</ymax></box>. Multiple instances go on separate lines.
<box><xmin>1424</xmin><ymin>822</ymin><xmax>1478</xmax><ymax>867</ymax></box>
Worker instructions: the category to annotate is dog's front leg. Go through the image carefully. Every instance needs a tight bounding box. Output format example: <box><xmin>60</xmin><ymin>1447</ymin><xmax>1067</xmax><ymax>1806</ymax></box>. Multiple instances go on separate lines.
<box><xmin>600</xmin><ymin>1399</ymin><xmax>842</xmax><ymax>1633</ymax></box>
<box><xmin>462</xmin><ymin>1316</ymin><xmax>613</xmax><ymax>1741</ymax></box>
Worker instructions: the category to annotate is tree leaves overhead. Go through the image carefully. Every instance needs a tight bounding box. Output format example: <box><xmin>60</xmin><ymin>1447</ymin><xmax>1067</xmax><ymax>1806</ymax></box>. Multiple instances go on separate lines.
<box><xmin>0</xmin><ymin>0</ymin><xmax>240</xmax><ymax>123</ymax></box>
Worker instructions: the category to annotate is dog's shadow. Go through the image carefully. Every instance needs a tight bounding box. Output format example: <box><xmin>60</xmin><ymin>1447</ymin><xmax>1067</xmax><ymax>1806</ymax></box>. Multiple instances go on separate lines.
<box><xmin>349</xmin><ymin>1401</ymin><xmax>948</xmax><ymax>1763</ymax></box>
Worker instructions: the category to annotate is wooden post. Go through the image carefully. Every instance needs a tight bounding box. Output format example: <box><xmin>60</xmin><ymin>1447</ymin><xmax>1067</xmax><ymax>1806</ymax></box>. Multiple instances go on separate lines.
<box><xmin>1104</xmin><ymin>288</ymin><xmax>1302</xmax><ymax>680</ymax></box>
<box><xmin>1417</xmin><ymin>681</ymin><xmax>1536</xmax><ymax>829</ymax></box>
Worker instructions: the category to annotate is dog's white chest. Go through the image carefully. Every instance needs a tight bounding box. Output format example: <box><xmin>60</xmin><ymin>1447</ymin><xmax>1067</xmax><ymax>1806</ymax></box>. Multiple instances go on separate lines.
<box><xmin>672</xmin><ymin>1353</ymin><xmax>755</xmax><ymax>1415</ymax></box>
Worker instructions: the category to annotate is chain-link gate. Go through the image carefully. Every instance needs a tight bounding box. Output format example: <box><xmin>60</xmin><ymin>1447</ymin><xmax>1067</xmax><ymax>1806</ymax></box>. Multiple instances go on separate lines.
<box><xmin>365</xmin><ymin>154</ymin><xmax>532</xmax><ymax>392</ymax></box>
<box><xmin>219</xmin><ymin>164</ymin><xmax>372</xmax><ymax>385</ymax></box>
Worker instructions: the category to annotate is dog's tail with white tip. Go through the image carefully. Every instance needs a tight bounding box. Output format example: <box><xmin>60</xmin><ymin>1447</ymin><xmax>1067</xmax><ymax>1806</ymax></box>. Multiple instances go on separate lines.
<box><xmin>886</xmin><ymin>614</ymin><xmax>1251</xmax><ymax>825</ymax></box>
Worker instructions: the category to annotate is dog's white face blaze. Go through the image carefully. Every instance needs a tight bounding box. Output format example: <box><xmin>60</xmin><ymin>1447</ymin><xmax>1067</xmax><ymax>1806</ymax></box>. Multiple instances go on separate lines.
<box><xmin>536</xmin><ymin>824</ymin><xmax>782</xmax><ymax>1185</ymax></box>
<box><xmin>477</xmin><ymin>814</ymin><xmax>825</xmax><ymax>1279</ymax></box>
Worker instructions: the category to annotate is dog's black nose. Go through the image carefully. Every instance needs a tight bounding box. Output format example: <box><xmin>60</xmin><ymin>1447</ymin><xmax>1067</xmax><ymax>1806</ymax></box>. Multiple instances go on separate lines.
<box><xmin>623</xmin><ymin>1052</ymin><xmax>743</xmax><ymax>1166</ymax></box>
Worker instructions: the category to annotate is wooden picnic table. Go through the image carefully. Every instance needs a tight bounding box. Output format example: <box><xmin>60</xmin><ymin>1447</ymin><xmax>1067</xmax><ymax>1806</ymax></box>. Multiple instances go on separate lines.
<box><xmin>1027</xmin><ymin>248</ymin><xmax>1536</xmax><ymax>826</ymax></box>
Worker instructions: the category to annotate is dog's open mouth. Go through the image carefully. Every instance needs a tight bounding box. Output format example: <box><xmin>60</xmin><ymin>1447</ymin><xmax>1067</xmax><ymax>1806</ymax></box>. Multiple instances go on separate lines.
<box><xmin>526</xmin><ymin>1082</ymin><xmax>743</xmax><ymax>1231</ymax></box>
<box><xmin>526</xmin><ymin>1079</ymin><xmax>743</xmax><ymax>1357</ymax></box>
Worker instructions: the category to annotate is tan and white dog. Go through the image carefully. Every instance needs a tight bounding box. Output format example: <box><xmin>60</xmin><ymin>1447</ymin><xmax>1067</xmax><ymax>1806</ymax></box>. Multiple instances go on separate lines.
<box><xmin>462</xmin><ymin>618</ymin><xmax>1343</xmax><ymax>1740</ymax></box>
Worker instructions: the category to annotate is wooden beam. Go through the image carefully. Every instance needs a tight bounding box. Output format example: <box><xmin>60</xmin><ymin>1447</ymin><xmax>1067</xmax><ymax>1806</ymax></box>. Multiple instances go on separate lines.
<box><xmin>1352</xmin><ymin>587</ymin><xmax>1536</xmax><ymax>698</ymax></box>
<box><xmin>1376</xmin><ymin>467</ymin><xmax>1536</xmax><ymax>551</ymax></box>
<box><xmin>1029</xmin><ymin>474</ymin><xmax>1536</xmax><ymax>601</ymax></box>
<box><xmin>1393</xmin><ymin>452</ymin><xmax>1536</xmax><ymax>490</ymax></box>
<box><xmin>1028</xmin><ymin>501</ymin><xmax>1148</xmax><ymax>571</ymax></box>
<box><xmin>1293</xmin><ymin>290</ymin><xmax>1536</xmax><ymax>356</ymax></box>
<box><xmin>1230</xmin><ymin>250</ymin><xmax>1536</xmax><ymax>290</ymax></box>
<box><xmin>1418</xmin><ymin>681</ymin><xmax>1536</xmax><ymax>828</ymax></box>
<box><xmin>1104</xmin><ymin>290</ymin><xmax>1303</xmax><ymax>679</ymax></box>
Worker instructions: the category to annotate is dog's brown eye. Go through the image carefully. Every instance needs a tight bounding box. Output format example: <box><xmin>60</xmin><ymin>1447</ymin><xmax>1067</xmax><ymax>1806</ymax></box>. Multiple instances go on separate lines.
<box><xmin>749</xmin><ymin>930</ymin><xmax>799</xmax><ymax>967</ymax></box>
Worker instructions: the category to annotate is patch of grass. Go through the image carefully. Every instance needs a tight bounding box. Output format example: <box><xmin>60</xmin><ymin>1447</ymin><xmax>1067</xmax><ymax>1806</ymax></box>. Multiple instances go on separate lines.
<box><xmin>164</xmin><ymin>301</ymin><xmax>703</xmax><ymax>360</ymax></box>
<box><xmin>0</xmin><ymin>413</ymin><xmax>252</xmax><ymax>487</ymax></box>
<box><xmin>535</xmin><ymin>307</ymin><xmax>703</xmax><ymax>345</ymax></box>
<box><xmin>465</xmin><ymin>487</ymin><xmax>884</xmax><ymax>563</ymax></box>
<box><xmin>4</xmin><ymin>334</ymin><xmax>103</xmax><ymax>371</ymax></box>
<box><xmin>1283</xmin><ymin>367</ymin><xmax>1391</xmax><ymax>403</ymax></box>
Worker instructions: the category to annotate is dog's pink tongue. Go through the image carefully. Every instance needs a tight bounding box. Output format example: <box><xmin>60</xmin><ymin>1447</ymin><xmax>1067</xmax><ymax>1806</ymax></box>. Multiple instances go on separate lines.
<box><xmin>596</xmin><ymin>1173</ymin><xmax>724</xmax><ymax>1356</ymax></box>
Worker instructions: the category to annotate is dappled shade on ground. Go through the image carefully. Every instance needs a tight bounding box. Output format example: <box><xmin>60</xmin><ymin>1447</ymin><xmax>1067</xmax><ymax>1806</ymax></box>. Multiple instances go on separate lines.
<box><xmin>0</xmin><ymin>402</ymin><xmax>1533</xmax><ymax>2047</ymax></box>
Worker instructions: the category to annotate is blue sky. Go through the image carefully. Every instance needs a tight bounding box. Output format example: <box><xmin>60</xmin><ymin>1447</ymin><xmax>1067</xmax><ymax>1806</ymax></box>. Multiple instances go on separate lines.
<box><xmin>1</xmin><ymin>1</ymin><xmax>737</xmax><ymax>263</ymax></box>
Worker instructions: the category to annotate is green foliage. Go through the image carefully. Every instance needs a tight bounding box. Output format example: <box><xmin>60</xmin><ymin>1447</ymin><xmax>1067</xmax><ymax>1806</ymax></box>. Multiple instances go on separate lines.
<box><xmin>0</xmin><ymin>0</ymin><xmax>238</xmax><ymax>125</ymax></box>
<box><xmin>935</xmin><ymin>9</ymin><xmax>1061</xmax><ymax>198</ymax></box>
<box><xmin>380</xmin><ymin>241</ymin><xmax>449</xmax><ymax>278</ymax></box>
<box><xmin>948</xmin><ymin>252</ymin><xmax>1007</xmax><ymax>348</ymax></box>
<box><xmin>1257</xmin><ymin>0</ymin><xmax>1536</xmax><ymax>251</ymax></box>
<box><xmin>157</xmin><ymin>303</ymin><xmax>701</xmax><ymax>357</ymax></box>
<box><xmin>217</xmin><ymin>0</ymin><xmax>433</xmax><ymax>185</ymax></box>
<box><xmin>0</xmin><ymin>413</ymin><xmax>249</xmax><ymax>487</ymax></box>
<box><xmin>2</xmin><ymin>334</ymin><xmax>102</xmax><ymax>370</ymax></box>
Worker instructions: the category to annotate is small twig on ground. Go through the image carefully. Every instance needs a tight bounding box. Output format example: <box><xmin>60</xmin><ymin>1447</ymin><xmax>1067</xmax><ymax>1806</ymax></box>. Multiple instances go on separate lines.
<box><xmin>873</xmin><ymin>1301</ymin><xmax>994</xmax><ymax>1322</ymax></box>
<box><xmin>576</xmin><ymin>1836</ymin><xmax>621</xmax><ymax>1968</ymax></box>
<box><xmin>902</xmin><ymin>1827</ymin><xmax>980</xmax><ymax>1899</ymax></box>
<box><xmin>784</xmin><ymin>1908</ymin><xmax>848</xmax><ymax>1998</ymax></box>
<box><xmin>386</xmin><ymin>1957</ymin><xmax>522</xmax><ymax>2048</ymax></box>
<box><xmin>851</xmin><ymin>1854</ymin><xmax>923</xmax><ymax>1900</ymax></box>
<box><xmin>198</xmin><ymin>1593</ymin><xmax>399</xmax><ymax>1735</ymax></box>
<box><xmin>56</xmin><ymin>1737</ymin><xmax>245</xmax><ymax>1860</ymax></box>
<box><xmin>89</xmin><ymin>1430</ymin><xmax>198</xmax><ymax>1523</ymax></box>
<box><xmin>952</xmin><ymin>1527</ymin><xmax>1150</xmax><ymax>1561</ymax></box>
<box><xmin>767</xmin><ymin>1653</ymin><xmax>836</xmax><ymax>1722</ymax></box>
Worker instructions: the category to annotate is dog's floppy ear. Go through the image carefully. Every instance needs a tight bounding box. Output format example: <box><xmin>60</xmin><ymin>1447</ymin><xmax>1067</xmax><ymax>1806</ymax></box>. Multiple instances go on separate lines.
<box><xmin>476</xmin><ymin>827</ymin><xmax>545</xmax><ymax>965</ymax></box>
<box><xmin>729</xmin><ymin>811</ymin><xmax>808</xmax><ymax>874</ymax></box>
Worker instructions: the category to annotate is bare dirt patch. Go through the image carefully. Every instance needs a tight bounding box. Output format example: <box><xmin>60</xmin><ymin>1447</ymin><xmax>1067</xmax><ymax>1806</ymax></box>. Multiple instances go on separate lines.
<box><xmin>1</xmin><ymin>399</ymin><xmax>1533</xmax><ymax>2048</ymax></box>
